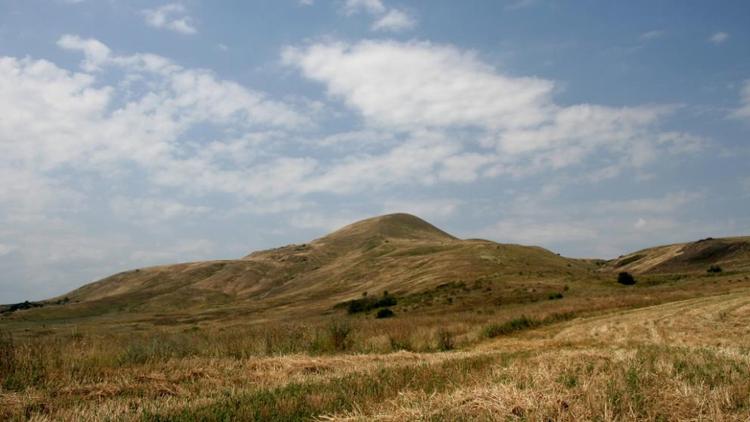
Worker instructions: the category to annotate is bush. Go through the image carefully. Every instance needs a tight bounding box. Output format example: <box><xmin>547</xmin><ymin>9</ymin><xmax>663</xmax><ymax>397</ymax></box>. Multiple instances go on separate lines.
<box><xmin>343</xmin><ymin>294</ymin><xmax>397</xmax><ymax>314</ymax></box>
<box><xmin>375</xmin><ymin>308</ymin><xmax>394</xmax><ymax>319</ymax></box>
<box><xmin>707</xmin><ymin>265</ymin><xmax>723</xmax><ymax>274</ymax></box>
<box><xmin>617</xmin><ymin>272</ymin><xmax>637</xmax><ymax>285</ymax></box>
<box><xmin>548</xmin><ymin>292</ymin><xmax>564</xmax><ymax>300</ymax></box>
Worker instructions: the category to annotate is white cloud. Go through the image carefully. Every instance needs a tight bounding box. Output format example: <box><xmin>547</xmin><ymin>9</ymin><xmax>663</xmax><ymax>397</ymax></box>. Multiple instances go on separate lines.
<box><xmin>284</xmin><ymin>40</ymin><xmax>698</xmax><ymax>180</ymax></box>
<box><xmin>142</xmin><ymin>3</ymin><xmax>197</xmax><ymax>35</ymax></box>
<box><xmin>0</xmin><ymin>35</ymin><xmax>312</xmax><ymax>227</ymax></box>
<box><xmin>731</xmin><ymin>79</ymin><xmax>750</xmax><ymax>122</ymax></box>
<box><xmin>709</xmin><ymin>32</ymin><xmax>729</xmax><ymax>45</ymax></box>
<box><xmin>283</xmin><ymin>40</ymin><xmax>554</xmax><ymax>131</ymax></box>
<box><xmin>299</xmin><ymin>0</ymin><xmax>314</xmax><ymax>5</ymax></box>
<box><xmin>57</xmin><ymin>34</ymin><xmax>111</xmax><ymax>71</ymax></box>
<box><xmin>342</xmin><ymin>0</ymin><xmax>416</xmax><ymax>32</ymax></box>
<box><xmin>371</xmin><ymin>9</ymin><xmax>416</xmax><ymax>32</ymax></box>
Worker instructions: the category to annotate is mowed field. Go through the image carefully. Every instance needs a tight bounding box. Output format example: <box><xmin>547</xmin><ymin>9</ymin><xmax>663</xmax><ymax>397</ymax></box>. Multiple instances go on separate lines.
<box><xmin>2</xmin><ymin>279</ymin><xmax>749</xmax><ymax>420</ymax></box>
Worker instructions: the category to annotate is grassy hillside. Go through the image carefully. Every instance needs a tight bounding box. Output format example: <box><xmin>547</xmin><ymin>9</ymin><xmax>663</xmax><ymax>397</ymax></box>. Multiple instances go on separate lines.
<box><xmin>606</xmin><ymin>236</ymin><xmax>750</xmax><ymax>274</ymax></box>
<box><xmin>2</xmin><ymin>213</ymin><xmax>601</xmax><ymax>325</ymax></box>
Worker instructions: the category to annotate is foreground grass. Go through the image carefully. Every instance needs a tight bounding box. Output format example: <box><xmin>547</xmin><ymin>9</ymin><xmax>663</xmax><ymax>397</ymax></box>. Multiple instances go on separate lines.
<box><xmin>1</xmin><ymin>285</ymin><xmax>750</xmax><ymax>420</ymax></box>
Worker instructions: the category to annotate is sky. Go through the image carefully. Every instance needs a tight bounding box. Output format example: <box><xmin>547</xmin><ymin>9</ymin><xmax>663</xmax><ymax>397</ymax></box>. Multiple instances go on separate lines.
<box><xmin>1</xmin><ymin>0</ymin><xmax>749</xmax><ymax>303</ymax></box>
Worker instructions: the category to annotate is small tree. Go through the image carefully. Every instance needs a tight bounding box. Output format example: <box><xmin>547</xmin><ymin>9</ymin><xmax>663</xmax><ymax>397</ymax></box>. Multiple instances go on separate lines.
<box><xmin>617</xmin><ymin>271</ymin><xmax>636</xmax><ymax>286</ymax></box>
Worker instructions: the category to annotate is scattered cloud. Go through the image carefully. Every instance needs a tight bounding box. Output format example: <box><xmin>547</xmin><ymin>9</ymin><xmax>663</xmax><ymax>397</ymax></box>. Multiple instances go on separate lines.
<box><xmin>299</xmin><ymin>0</ymin><xmax>314</xmax><ymax>5</ymax></box>
<box><xmin>371</xmin><ymin>9</ymin><xmax>416</xmax><ymax>32</ymax></box>
<box><xmin>57</xmin><ymin>34</ymin><xmax>111</xmax><ymax>71</ymax></box>
<box><xmin>142</xmin><ymin>3</ymin><xmax>197</xmax><ymax>35</ymax></box>
<box><xmin>709</xmin><ymin>31</ymin><xmax>729</xmax><ymax>45</ymax></box>
<box><xmin>342</xmin><ymin>0</ymin><xmax>416</xmax><ymax>32</ymax></box>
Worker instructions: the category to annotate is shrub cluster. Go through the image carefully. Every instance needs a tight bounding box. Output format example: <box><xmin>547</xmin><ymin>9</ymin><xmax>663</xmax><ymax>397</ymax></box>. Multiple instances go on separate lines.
<box><xmin>617</xmin><ymin>272</ymin><xmax>637</xmax><ymax>285</ymax></box>
<box><xmin>343</xmin><ymin>293</ymin><xmax>397</xmax><ymax>314</ymax></box>
<box><xmin>375</xmin><ymin>308</ymin><xmax>394</xmax><ymax>319</ymax></box>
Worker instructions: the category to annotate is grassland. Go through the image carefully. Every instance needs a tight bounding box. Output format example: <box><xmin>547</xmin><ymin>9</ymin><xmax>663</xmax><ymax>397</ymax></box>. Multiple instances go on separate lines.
<box><xmin>1</xmin><ymin>215</ymin><xmax>750</xmax><ymax>420</ymax></box>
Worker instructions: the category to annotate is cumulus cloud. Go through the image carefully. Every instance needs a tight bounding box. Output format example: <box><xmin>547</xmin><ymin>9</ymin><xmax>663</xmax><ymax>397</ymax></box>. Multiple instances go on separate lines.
<box><xmin>142</xmin><ymin>3</ymin><xmax>197</xmax><ymax>35</ymax></box>
<box><xmin>283</xmin><ymin>40</ymin><xmax>554</xmax><ymax>130</ymax></box>
<box><xmin>284</xmin><ymin>39</ymin><xmax>700</xmax><ymax>180</ymax></box>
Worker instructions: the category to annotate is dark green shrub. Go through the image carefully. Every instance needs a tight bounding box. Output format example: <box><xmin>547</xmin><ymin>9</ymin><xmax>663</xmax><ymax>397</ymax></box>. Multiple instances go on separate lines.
<box><xmin>617</xmin><ymin>272</ymin><xmax>636</xmax><ymax>285</ymax></box>
<box><xmin>707</xmin><ymin>265</ymin><xmax>723</xmax><ymax>274</ymax></box>
<box><xmin>343</xmin><ymin>294</ymin><xmax>397</xmax><ymax>314</ymax></box>
<box><xmin>548</xmin><ymin>292</ymin><xmax>564</xmax><ymax>300</ymax></box>
<box><xmin>375</xmin><ymin>308</ymin><xmax>394</xmax><ymax>319</ymax></box>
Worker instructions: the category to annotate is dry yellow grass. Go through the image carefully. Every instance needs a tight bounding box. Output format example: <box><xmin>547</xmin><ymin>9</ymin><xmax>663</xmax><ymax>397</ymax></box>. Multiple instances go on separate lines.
<box><xmin>2</xmin><ymin>286</ymin><xmax>750</xmax><ymax>421</ymax></box>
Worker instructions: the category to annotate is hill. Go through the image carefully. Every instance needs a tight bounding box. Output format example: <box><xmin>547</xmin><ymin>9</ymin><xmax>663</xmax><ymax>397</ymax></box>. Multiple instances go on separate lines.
<box><xmin>606</xmin><ymin>236</ymin><xmax>750</xmax><ymax>274</ymax></box>
<box><xmin>3</xmin><ymin>213</ymin><xmax>596</xmax><ymax>323</ymax></box>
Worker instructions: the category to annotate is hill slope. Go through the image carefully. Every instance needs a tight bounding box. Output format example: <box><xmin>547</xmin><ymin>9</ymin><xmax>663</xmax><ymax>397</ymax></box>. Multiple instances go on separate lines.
<box><xmin>6</xmin><ymin>213</ymin><xmax>595</xmax><ymax>322</ymax></box>
<box><xmin>606</xmin><ymin>236</ymin><xmax>750</xmax><ymax>274</ymax></box>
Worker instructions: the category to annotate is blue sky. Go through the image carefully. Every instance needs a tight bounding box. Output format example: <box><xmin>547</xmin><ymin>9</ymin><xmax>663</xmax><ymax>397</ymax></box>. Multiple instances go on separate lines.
<box><xmin>1</xmin><ymin>0</ymin><xmax>749</xmax><ymax>303</ymax></box>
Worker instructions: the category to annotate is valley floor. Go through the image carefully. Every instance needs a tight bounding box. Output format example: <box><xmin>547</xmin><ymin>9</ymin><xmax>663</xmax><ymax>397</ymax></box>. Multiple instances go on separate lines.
<box><xmin>2</xmin><ymin>284</ymin><xmax>749</xmax><ymax>421</ymax></box>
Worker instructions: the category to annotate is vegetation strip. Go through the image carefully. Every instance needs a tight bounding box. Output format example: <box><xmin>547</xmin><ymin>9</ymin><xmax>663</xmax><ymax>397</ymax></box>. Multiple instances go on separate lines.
<box><xmin>142</xmin><ymin>354</ymin><xmax>499</xmax><ymax>421</ymax></box>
